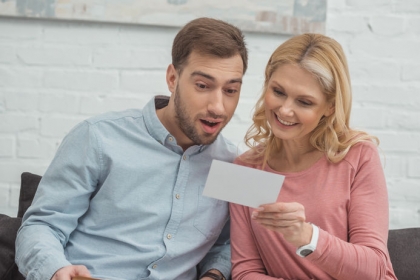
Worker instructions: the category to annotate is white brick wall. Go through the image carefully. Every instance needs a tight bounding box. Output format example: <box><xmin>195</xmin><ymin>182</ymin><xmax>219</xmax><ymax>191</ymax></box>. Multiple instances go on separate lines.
<box><xmin>0</xmin><ymin>1</ymin><xmax>419</xmax><ymax>229</ymax></box>
<box><xmin>328</xmin><ymin>0</ymin><xmax>420</xmax><ymax>229</ymax></box>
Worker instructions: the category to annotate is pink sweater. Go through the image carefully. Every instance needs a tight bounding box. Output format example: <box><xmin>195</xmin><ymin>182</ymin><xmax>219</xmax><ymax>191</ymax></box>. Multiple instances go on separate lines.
<box><xmin>230</xmin><ymin>141</ymin><xmax>397</xmax><ymax>280</ymax></box>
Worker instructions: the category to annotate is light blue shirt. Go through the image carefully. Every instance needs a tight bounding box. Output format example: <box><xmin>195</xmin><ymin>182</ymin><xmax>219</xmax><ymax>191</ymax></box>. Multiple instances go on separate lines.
<box><xmin>16</xmin><ymin>96</ymin><xmax>239</xmax><ymax>280</ymax></box>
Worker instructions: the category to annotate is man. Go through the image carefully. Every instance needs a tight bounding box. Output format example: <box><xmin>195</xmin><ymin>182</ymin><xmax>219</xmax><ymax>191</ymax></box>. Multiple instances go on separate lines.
<box><xmin>15</xmin><ymin>17</ymin><xmax>248</xmax><ymax>280</ymax></box>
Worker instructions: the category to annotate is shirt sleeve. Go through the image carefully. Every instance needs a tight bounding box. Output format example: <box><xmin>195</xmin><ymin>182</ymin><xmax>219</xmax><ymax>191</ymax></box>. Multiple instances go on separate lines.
<box><xmin>15</xmin><ymin>121</ymin><xmax>102</xmax><ymax>280</ymax></box>
<box><xmin>307</xmin><ymin>143</ymin><xmax>396</xmax><ymax>280</ymax></box>
<box><xmin>198</xmin><ymin>218</ymin><xmax>232</xmax><ymax>280</ymax></box>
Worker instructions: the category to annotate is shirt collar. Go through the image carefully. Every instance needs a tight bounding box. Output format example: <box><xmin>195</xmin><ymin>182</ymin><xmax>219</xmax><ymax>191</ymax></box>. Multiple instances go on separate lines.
<box><xmin>143</xmin><ymin>95</ymin><xmax>171</xmax><ymax>145</ymax></box>
<box><xmin>144</xmin><ymin>95</ymin><xmax>208</xmax><ymax>154</ymax></box>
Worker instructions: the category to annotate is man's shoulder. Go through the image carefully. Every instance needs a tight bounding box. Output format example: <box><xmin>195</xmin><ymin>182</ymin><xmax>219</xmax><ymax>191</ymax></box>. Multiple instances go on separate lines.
<box><xmin>206</xmin><ymin>135</ymin><xmax>241</xmax><ymax>162</ymax></box>
<box><xmin>85</xmin><ymin>108</ymin><xmax>144</xmax><ymax>125</ymax></box>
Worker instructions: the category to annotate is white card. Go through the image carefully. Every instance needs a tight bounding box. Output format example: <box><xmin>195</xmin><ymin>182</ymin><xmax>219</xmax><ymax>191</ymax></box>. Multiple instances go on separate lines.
<box><xmin>202</xmin><ymin>159</ymin><xmax>284</xmax><ymax>208</ymax></box>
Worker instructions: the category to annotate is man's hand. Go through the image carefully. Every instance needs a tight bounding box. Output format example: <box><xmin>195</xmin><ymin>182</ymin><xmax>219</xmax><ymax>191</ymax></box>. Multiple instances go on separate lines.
<box><xmin>51</xmin><ymin>265</ymin><xmax>91</xmax><ymax>280</ymax></box>
<box><xmin>200</xmin><ymin>269</ymin><xmax>225</xmax><ymax>280</ymax></box>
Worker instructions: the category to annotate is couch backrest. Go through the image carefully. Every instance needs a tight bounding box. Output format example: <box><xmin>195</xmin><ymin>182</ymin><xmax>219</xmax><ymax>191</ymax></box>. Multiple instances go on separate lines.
<box><xmin>0</xmin><ymin>172</ymin><xmax>41</xmax><ymax>280</ymax></box>
<box><xmin>387</xmin><ymin>227</ymin><xmax>420</xmax><ymax>280</ymax></box>
<box><xmin>18</xmin><ymin>172</ymin><xmax>42</xmax><ymax>218</ymax></box>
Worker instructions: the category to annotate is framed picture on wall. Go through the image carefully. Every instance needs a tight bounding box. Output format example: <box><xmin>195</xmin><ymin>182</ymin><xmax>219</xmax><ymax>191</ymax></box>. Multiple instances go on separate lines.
<box><xmin>0</xmin><ymin>0</ymin><xmax>327</xmax><ymax>35</ymax></box>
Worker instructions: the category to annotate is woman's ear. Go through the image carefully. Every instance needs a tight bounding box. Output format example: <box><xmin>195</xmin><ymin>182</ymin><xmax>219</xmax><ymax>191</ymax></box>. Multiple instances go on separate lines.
<box><xmin>324</xmin><ymin>102</ymin><xmax>335</xmax><ymax>117</ymax></box>
<box><xmin>166</xmin><ymin>64</ymin><xmax>178</xmax><ymax>94</ymax></box>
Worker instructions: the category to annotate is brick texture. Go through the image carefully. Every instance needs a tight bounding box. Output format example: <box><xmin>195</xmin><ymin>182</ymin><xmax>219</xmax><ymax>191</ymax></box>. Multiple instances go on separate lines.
<box><xmin>0</xmin><ymin>2</ymin><xmax>419</xmax><ymax>228</ymax></box>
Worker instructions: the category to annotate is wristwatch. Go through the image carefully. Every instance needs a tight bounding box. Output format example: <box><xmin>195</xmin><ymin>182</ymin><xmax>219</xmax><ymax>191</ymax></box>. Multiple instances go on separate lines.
<box><xmin>202</xmin><ymin>271</ymin><xmax>225</xmax><ymax>280</ymax></box>
<box><xmin>296</xmin><ymin>223</ymin><xmax>319</xmax><ymax>258</ymax></box>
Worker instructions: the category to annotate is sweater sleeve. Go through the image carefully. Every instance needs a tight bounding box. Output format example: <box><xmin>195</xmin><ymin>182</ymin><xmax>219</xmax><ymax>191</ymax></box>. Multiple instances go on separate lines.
<box><xmin>307</xmin><ymin>143</ymin><xmax>396</xmax><ymax>280</ymax></box>
<box><xmin>198</xmin><ymin>218</ymin><xmax>232</xmax><ymax>280</ymax></box>
<box><xmin>230</xmin><ymin>202</ymin><xmax>276</xmax><ymax>280</ymax></box>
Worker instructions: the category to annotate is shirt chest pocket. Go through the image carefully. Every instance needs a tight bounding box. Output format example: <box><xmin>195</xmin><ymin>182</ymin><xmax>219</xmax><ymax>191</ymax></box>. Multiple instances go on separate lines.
<box><xmin>193</xmin><ymin>193</ymin><xmax>229</xmax><ymax>240</ymax></box>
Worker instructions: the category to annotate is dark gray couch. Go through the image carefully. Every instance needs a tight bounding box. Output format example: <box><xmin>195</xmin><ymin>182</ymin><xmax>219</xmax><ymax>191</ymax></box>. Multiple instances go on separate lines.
<box><xmin>0</xmin><ymin>172</ymin><xmax>40</xmax><ymax>280</ymax></box>
<box><xmin>388</xmin><ymin>227</ymin><xmax>420</xmax><ymax>279</ymax></box>
<box><xmin>1</xmin><ymin>172</ymin><xmax>419</xmax><ymax>280</ymax></box>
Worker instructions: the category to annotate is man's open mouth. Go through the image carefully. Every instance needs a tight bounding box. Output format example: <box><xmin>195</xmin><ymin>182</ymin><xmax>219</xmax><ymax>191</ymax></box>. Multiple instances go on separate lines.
<box><xmin>201</xmin><ymin>120</ymin><xmax>219</xmax><ymax>127</ymax></box>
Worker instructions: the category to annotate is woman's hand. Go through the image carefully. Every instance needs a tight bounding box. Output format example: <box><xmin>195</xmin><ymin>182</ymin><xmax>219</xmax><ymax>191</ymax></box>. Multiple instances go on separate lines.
<box><xmin>251</xmin><ymin>202</ymin><xmax>313</xmax><ymax>248</ymax></box>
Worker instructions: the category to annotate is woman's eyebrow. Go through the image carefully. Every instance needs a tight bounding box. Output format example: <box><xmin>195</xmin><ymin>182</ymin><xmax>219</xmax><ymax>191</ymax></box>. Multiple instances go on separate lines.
<box><xmin>270</xmin><ymin>81</ymin><xmax>317</xmax><ymax>99</ymax></box>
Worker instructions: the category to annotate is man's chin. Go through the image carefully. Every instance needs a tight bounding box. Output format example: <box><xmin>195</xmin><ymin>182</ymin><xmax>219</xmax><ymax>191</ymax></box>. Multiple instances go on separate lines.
<box><xmin>196</xmin><ymin>134</ymin><xmax>219</xmax><ymax>146</ymax></box>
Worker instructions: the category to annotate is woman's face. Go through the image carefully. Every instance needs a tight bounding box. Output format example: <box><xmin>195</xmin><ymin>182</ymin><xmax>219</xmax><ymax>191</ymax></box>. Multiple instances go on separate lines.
<box><xmin>264</xmin><ymin>63</ymin><xmax>334</xmax><ymax>144</ymax></box>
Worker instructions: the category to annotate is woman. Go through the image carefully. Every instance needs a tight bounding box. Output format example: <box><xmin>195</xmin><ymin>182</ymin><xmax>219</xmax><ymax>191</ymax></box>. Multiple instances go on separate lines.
<box><xmin>230</xmin><ymin>34</ymin><xmax>397</xmax><ymax>280</ymax></box>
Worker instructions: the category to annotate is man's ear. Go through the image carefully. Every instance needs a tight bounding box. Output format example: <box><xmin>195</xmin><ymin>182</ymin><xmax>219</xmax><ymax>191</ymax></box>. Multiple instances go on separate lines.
<box><xmin>166</xmin><ymin>64</ymin><xmax>178</xmax><ymax>94</ymax></box>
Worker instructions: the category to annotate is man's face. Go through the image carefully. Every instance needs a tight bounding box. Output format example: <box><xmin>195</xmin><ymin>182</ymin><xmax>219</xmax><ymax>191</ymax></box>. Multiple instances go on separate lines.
<box><xmin>166</xmin><ymin>51</ymin><xmax>244</xmax><ymax>149</ymax></box>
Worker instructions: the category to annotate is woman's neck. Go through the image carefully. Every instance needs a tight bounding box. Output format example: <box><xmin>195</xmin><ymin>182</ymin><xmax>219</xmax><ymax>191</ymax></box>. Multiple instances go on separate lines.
<box><xmin>267</xmin><ymin>140</ymin><xmax>323</xmax><ymax>173</ymax></box>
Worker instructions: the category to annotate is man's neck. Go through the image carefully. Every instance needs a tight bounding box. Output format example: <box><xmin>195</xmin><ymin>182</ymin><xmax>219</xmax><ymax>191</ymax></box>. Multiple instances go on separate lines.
<box><xmin>155</xmin><ymin>97</ymin><xmax>193</xmax><ymax>151</ymax></box>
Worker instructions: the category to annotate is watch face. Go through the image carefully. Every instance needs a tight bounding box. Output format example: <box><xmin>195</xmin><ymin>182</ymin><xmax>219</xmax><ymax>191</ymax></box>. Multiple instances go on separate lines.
<box><xmin>300</xmin><ymin>249</ymin><xmax>313</xmax><ymax>257</ymax></box>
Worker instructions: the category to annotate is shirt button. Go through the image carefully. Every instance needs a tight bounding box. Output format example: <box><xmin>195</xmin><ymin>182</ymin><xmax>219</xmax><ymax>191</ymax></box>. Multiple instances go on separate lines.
<box><xmin>175</xmin><ymin>194</ymin><xmax>180</xmax><ymax>199</ymax></box>
<box><xmin>167</xmin><ymin>233</ymin><xmax>172</xmax><ymax>239</ymax></box>
<box><xmin>168</xmin><ymin>136</ymin><xmax>173</xmax><ymax>141</ymax></box>
<box><xmin>152</xmin><ymin>264</ymin><xmax>157</xmax><ymax>269</ymax></box>
<box><xmin>183</xmin><ymin>155</ymin><xmax>187</xmax><ymax>160</ymax></box>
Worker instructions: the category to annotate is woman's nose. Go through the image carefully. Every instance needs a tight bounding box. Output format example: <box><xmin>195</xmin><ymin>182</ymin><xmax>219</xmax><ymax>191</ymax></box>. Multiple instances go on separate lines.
<box><xmin>279</xmin><ymin>100</ymin><xmax>294</xmax><ymax>117</ymax></box>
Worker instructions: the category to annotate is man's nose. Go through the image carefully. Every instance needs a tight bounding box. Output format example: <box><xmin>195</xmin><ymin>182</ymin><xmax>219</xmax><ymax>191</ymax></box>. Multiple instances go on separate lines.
<box><xmin>207</xmin><ymin>90</ymin><xmax>225</xmax><ymax>117</ymax></box>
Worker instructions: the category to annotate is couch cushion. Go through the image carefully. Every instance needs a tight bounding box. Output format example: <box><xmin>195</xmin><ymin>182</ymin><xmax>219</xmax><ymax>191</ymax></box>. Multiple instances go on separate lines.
<box><xmin>0</xmin><ymin>214</ymin><xmax>24</xmax><ymax>280</ymax></box>
<box><xmin>0</xmin><ymin>172</ymin><xmax>41</xmax><ymax>280</ymax></box>
<box><xmin>18</xmin><ymin>172</ymin><xmax>42</xmax><ymax>218</ymax></box>
<box><xmin>388</xmin><ymin>227</ymin><xmax>420</xmax><ymax>280</ymax></box>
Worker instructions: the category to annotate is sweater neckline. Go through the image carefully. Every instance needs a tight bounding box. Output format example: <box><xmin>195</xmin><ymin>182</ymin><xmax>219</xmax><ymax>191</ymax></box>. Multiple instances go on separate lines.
<box><xmin>264</xmin><ymin>155</ymin><xmax>327</xmax><ymax>177</ymax></box>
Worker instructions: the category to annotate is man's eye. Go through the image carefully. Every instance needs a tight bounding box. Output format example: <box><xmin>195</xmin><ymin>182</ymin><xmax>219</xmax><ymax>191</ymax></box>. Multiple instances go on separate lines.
<box><xmin>196</xmin><ymin>83</ymin><xmax>207</xmax><ymax>89</ymax></box>
<box><xmin>225</xmin><ymin>89</ymin><xmax>237</xmax><ymax>94</ymax></box>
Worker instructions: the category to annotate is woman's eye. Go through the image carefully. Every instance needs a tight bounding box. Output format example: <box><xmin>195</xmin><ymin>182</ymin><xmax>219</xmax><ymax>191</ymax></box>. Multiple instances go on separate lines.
<box><xmin>299</xmin><ymin>100</ymin><xmax>312</xmax><ymax>106</ymax></box>
<box><xmin>274</xmin><ymin>89</ymin><xmax>285</xmax><ymax>96</ymax></box>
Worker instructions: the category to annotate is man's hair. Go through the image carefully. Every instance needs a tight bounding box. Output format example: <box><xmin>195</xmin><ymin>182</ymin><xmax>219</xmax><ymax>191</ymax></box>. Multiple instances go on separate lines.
<box><xmin>172</xmin><ymin>17</ymin><xmax>248</xmax><ymax>74</ymax></box>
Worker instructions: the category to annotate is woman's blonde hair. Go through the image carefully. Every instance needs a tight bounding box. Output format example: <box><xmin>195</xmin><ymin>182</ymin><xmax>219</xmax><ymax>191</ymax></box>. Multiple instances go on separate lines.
<box><xmin>245</xmin><ymin>33</ymin><xmax>378</xmax><ymax>165</ymax></box>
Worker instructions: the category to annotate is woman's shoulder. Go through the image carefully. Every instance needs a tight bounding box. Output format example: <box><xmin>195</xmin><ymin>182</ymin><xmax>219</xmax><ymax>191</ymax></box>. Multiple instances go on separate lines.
<box><xmin>342</xmin><ymin>140</ymin><xmax>381</xmax><ymax>168</ymax></box>
<box><xmin>347</xmin><ymin>140</ymin><xmax>378</xmax><ymax>155</ymax></box>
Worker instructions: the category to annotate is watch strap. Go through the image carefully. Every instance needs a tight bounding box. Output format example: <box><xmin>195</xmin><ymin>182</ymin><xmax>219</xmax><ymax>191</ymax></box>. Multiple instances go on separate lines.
<box><xmin>296</xmin><ymin>223</ymin><xmax>319</xmax><ymax>257</ymax></box>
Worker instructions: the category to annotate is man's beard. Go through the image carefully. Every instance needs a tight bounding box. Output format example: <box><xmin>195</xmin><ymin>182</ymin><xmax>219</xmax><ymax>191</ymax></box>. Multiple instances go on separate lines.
<box><xmin>174</xmin><ymin>85</ymin><xmax>226</xmax><ymax>146</ymax></box>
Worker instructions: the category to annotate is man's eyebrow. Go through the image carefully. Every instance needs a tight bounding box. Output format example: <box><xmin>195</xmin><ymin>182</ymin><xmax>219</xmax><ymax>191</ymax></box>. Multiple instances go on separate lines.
<box><xmin>191</xmin><ymin>71</ymin><xmax>215</xmax><ymax>81</ymax></box>
<box><xmin>191</xmin><ymin>71</ymin><xmax>243</xmax><ymax>84</ymax></box>
<box><xmin>229</xmin><ymin>78</ymin><xmax>243</xmax><ymax>84</ymax></box>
